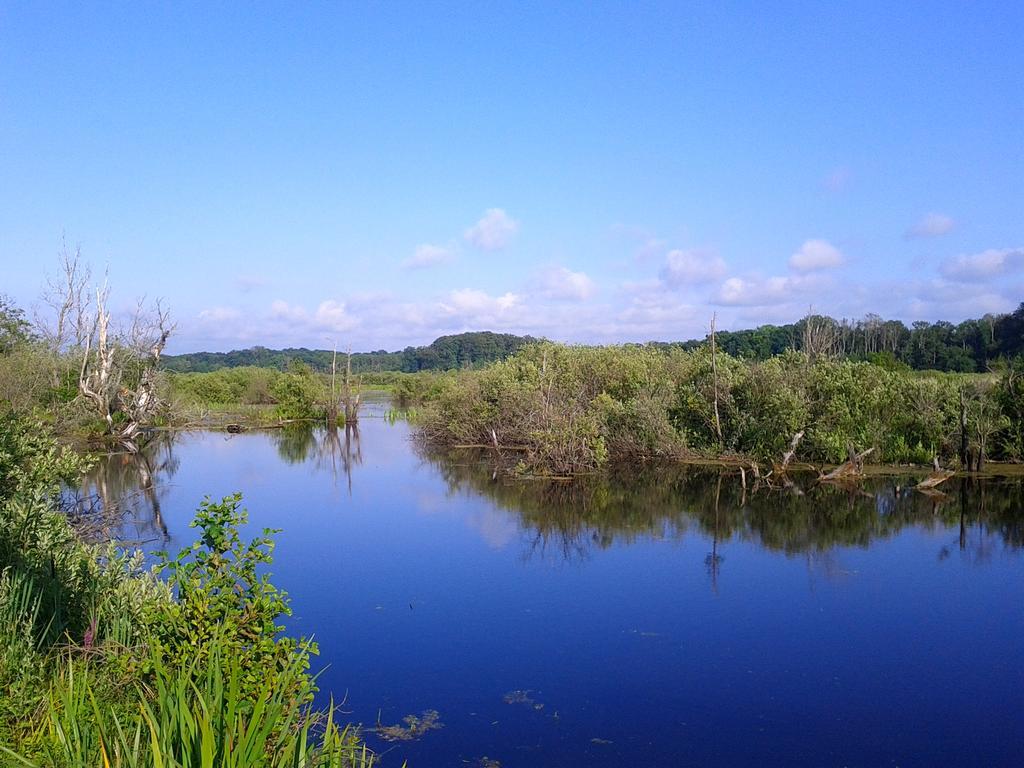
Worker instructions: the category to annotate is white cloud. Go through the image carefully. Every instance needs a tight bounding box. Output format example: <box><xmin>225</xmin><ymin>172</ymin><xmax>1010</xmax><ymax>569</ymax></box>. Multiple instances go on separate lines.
<box><xmin>539</xmin><ymin>266</ymin><xmax>596</xmax><ymax>301</ymax></box>
<box><xmin>464</xmin><ymin>208</ymin><xmax>519</xmax><ymax>251</ymax></box>
<box><xmin>403</xmin><ymin>243</ymin><xmax>453</xmax><ymax>270</ymax></box>
<box><xmin>313</xmin><ymin>300</ymin><xmax>357</xmax><ymax>331</ymax></box>
<box><xmin>788</xmin><ymin>239</ymin><xmax>845</xmax><ymax>271</ymax></box>
<box><xmin>439</xmin><ymin>289</ymin><xmax>521</xmax><ymax>316</ymax></box>
<box><xmin>197</xmin><ymin>306</ymin><xmax>242</xmax><ymax>323</ymax></box>
<box><xmin>940</xmin><ymin>247</ymin><xmax>1024</xmax><ymax>282</ymax></box>
<box><xmin>270</xmin><ymin>299</ymin><xmax>359</xmax><ymax>333</ymax></box>
<box><xmin>906</xmin><ymin>212</ymin><xmax>956</xmax><ymax>239</ymax></box>
<box><xmin>270</xmin><ymin>299</ymin><xmax>307</xmax><ymax>324</ymax></box>
<box><xmin>659</xmin><ymin>249</ymin><xmax>727</xmax><ymax>287</ymax></box>
<box><xmin>715</xmin><ymin>274</ymin><xmax>828</xmax><ymax>307</ymax></box>
<box><xmin>906</xmin><ymin>278</ymin><xmax>1016</xmax><ymax>319</ymax></box>
<box><xmin>613</xmin><ymin>294</ymin><xmax>698</xmax><ymax>337</ymax></box>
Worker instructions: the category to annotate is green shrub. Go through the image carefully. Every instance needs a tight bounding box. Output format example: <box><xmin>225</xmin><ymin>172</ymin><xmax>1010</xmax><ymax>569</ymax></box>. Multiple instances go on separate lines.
<box><xmin>419</xmin><ymin>342</ymin><xmax>1011</xmax><ymax>473</ymax></box>
<box><xmin>272</xmin><ymin>366</ymin><xmax>323</xmax><ymax>420</ymax></box>
<box><xmin>0</xmin><ymin>414</ymin><xmax>372</xmax><ymax>764</ymax></box>
<box><xmin>147</xmin><ymin>493</ymin><xmax>316</xmax><ymax>705</ymax></box>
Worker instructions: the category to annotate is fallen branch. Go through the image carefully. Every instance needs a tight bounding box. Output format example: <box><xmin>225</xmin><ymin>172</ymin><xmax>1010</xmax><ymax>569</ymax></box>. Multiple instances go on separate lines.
<box><xmin>917</xmin><ymin>468</ymin><xmax>955</xmax><ymax>490</ymax></box>
<box><xmin>775</xmin><ymin>430</ymin><xmax>805</xmax><ymax>474</ymax></box>
<box><xmin>819</xmin><ymin>447</ymin><xmax>875</xmax><ymax>482</ymax></box>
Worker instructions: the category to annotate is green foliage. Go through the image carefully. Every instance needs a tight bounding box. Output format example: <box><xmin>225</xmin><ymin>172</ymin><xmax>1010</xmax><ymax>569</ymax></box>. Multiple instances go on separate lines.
<box><xmin>272</xmin><ymin>365</ymin><xmax>324</xmax><ymax>420</ymax></box>
<box><xmin>995</xmin><ymin>357</ymin><xmax>1024</xmax><ymax>460</ymax></box>
<box><xmin>420</xmin><ymin>342</ymin><xmax>1014</xmax><ymax>473</ymax></box>
<box><xmin>168</xmin><ymin>366</ymin><xmax>283</xmax><ymax>407</ymax></box>
<box><xmin>648</xmin><ymin>304</ymin><xmax>1024</xmax><ymax>374</ymax></box>
<box><xmin>20</xmin><ymin>651</ymin><xmax>377</xmax><ymax>768</ymax></box>
<box><xmin>161</xmin><ymin>331</ymin><xmax>537</xmax><ymax>374</ymax></box>
<box><xmin>0</xmin><ymin>295</ymin><xmax>33</xmax><ymax>354</ymax></box>
<box><xmin>0</xmin><ymin>414</ymin><xmax>373</xmax><ymax>764</ymax></box>
<box><xmin>148</xmin><ymin>493</ymin><xmax>315</xmax><ymax>704</ymax></box>
<box><xmin>9</xmin><ymin>651</ymin><xmax>376</xmax><ymax>768</ymax></box>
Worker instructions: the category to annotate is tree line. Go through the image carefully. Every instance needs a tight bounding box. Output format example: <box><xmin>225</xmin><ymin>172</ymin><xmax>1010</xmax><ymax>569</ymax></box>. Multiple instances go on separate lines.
<box><xmin>671</xmin><ymin>306</ymin><xmax>1024</xmax><ymax>373</ymax></box>
<box><xmin>161</xmin><ymin>306</ymin><xmax>1024</xmax><ymax>375</ymax></box>
<box><xmin>162</xmin><ymin>331</ymin><xmax>538</xmax><ymax>373</ymax></box>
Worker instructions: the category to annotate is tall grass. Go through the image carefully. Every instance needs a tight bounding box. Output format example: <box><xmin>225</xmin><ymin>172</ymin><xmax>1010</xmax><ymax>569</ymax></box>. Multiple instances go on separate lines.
<box><xmin>4</xmin><ymin>653</ymin><xmax>379</xmax><ymax>768</ymax></box>
<box><xmin>0</xmin><ymin>413</ymin><xmax>381</xmax><ymax>767</ymax></box>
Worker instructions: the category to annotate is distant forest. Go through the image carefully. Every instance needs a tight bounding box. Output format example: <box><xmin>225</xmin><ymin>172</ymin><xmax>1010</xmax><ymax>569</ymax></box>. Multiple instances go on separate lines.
<box><xmin>162</xmin><ymin>304</ymin><xmax>1024</xmax><ymax>374</ymax></box>
<box><xmin>162</xmin><ymin>331</ymin><xmax>538</xmax><ymax>373</ymax></box>
<box><xmin>686</xmin><ymin>304</ymin><xmax>1024</xmax><ymax>372</ymax></box>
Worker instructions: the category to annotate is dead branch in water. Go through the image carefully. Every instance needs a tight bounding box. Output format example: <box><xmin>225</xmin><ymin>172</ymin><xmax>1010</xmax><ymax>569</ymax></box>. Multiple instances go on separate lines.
<box><xmin>819</xmin><ymin>446</ymin><xmax>875</xmax><ymax>483</ymax></box>
<box><xmin>775</xmin><ymin>430</ymin><xmax>805</xmax><ymax>474</ymax></box>
<box><xmin>917</xmin><ymin>467</ymin><xmax>955</xmax><ymax>491</ymax></box>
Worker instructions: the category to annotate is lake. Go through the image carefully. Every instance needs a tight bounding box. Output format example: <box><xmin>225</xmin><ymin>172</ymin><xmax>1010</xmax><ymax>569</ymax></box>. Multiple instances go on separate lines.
<box><xmin>83</xmin><ymin>396</ymin><xmax>1024</xmax><ymax>767</ymax></box>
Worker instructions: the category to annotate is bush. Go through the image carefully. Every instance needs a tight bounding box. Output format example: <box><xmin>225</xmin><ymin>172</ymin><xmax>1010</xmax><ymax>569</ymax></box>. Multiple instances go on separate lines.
<box><xmin>147</xmin><ymin>493</ymin><xmax>315</xmax><ymax>704</ymax></box>
<box><xmin>419</xmin><ymin>342</ymin><xmax>1011</xmax><ymax>473</ymax></box>
<box><xmin>0</xmin><ymin>414</ymin><xmax>372</xmax><ymax>764</ymax></box>
<box><xmin>272</xmin><ymin>365</ymin><xmax>324</xmax><ymax>420</ymax></box>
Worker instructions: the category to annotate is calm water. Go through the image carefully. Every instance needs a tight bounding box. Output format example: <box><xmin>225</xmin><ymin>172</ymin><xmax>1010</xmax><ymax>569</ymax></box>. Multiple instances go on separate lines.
<box><xmin>84</xmin><ymin>397</ymin><xmax>1024</xmax><ymax>767</ymax></box>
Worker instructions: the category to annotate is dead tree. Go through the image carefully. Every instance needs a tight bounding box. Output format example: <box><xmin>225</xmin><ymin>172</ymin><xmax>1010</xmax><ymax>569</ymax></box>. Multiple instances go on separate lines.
<box><xmin>326</xmin><ymin>344</ymin><xmax>341</xmax><ymax>426</ymax></box>
<box><xmin>801</xmin><ymin>311</ymin><xmax>838</xmax><ymax>362</ymax></box>
<box><xmin>36</xmin><ymin>237</ymin><xmax>93</xmax><ymax>386</ymax></box>
<box><xmin>38</xmin><ymin>236</ymin><xmax>93</xmax><ymax>351</ymax></box>
<box><xmin>819</xmin><ymin>446</ymin><xmax>875</xmax><ymax>483</ymax></box>
<box><xmin>776</xmin><ymin>430</ymin><xmax>805</xmax><ymax>474</ymax></box>
<box><xmin>709</xmin><ymin>313</ymin><xmax>723</xmax><ymax>450</ymax></box>
<box><xmin>78</xmin><ymin>282</ymin><xmax>173</xmax><ymax>446</ymax></box>
<box><xmin>342</xmin><ymin>347</ymin><xmax>361</xmax><ymax>425</ymax></box>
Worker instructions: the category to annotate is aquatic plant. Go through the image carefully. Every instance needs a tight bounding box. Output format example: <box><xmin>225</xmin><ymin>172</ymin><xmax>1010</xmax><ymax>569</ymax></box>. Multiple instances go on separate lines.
<box><xmin>373</xmin><ymin>710</ymin><xmax>443</xmax><ymax>742</ymax></box>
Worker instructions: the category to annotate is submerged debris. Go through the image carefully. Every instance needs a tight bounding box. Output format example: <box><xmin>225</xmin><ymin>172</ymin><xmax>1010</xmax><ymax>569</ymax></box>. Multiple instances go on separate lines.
<box><xmin>503</xmin><ymin>689</ymin><xmax>544</xmax><ymax>710</ymax></box>
<box><xmin>819</xmin><ymin>447</ymin><xmax>875</xmax><ymax>483</ymax></box>
<box><xmin>917</xmin><ymin>468</ymin><xmax>955</xmax><ymax>490</ymax></box>
<box><xmin>374</xmin><ymin>709</ymin><xmax>443</xmax><ymax>742</ymax></box>
<box><xmin>590</xmin><ymin>738</ymin><xmax>614</xmax><ymax>745</ymax></box>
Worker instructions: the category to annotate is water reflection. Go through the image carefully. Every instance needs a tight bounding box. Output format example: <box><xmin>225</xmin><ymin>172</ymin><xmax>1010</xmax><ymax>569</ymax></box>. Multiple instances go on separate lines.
<box><xmin>84</xmin><ymin>429</ymin><xmax>1023</xmax><ymax>569</ymax></box>
<box><xmin>420</xmin><ymin>448</ymin><xmax>1024</xmax><ymax>566</ymax></box>
<box><xmin>77</xmin><ymin>422</ymin><xmax>1024</xmax><ymax>768</ymax></box>
<box><xmin>75</xmin><ymin>431</ymin><xmax>179</xmax><ymax>544</ymax></box>
<box><xmin>271</xmin><ymin>423</ymin><xmax>364</xmax><ymax>493</ymax></box>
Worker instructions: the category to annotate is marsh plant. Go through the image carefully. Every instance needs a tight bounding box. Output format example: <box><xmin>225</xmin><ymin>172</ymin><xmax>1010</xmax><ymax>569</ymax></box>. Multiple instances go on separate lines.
<box><xmin>419</xmin><ymin>342</ymin><xmax>1024</xmax><ymax>474</ymax></box>
<box><xmin>0</xmin><ymin>413</ymin><xmax>378</xmax><ymax>767</ymax></box>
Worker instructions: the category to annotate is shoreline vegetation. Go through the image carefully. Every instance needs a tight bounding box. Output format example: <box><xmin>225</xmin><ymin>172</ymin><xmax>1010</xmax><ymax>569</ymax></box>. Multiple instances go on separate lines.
<box><xmin>1</xmin><ymin>259</ymin><xmax>1023</xmax><ymax>766</ymax></box>
<box><xmin>0</xmin><ymin>414</ymin><xmax>382</xmax><ymax>766</ymax></box>
<box><xmin>415</xmin><ymin>341</ymin><xmax>1024</xmax><ymax>477</ymax></box>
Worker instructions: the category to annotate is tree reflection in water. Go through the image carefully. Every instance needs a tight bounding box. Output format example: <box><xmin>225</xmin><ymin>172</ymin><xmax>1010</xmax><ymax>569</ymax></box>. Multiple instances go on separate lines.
<box><xmin>80</xmin><ymin>431</ymin><xmax>1023</xmax><ymax>585</ymax></box>
<box><xmin>75</xmin><ymin>431</ymin><xmax>179</xmax><ymax>544</ymax></box>
<box><xmin>420</xmin><ymin>446</ymin><xmax>1023</xmax><ymax>576</ymax></box>
<box><xmin>316</xmin><ymin>424</ymin><xmax>363</xmax><ymax>495</ymax></box>
<box><xmin>271</xmin><ymin>423</ymin><xmax>364</xmax><ymax>494</ymax></box>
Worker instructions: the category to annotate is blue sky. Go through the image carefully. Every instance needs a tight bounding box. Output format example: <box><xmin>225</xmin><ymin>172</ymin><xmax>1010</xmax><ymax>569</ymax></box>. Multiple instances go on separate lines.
<box><xmin>2</xmin><ymin>1</ymin><xmax>1021</xmax><ymax>352</ymax></box>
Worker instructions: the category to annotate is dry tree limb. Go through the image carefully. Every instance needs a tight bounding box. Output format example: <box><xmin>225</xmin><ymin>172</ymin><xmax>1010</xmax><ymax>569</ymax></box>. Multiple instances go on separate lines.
<box><xmin>776</xmin><ymin>430</ymin><xmax>805</xmax><ymax>474</ymax></box>
<box><xmin>917</xmin><ymin>467</ymin><xmax>955</xmax><ymax>491</ymax></box>
<box><xmin>819</xmin><ymin>447</ymin><xmax>875</xmax><ymax>482</ymax></box>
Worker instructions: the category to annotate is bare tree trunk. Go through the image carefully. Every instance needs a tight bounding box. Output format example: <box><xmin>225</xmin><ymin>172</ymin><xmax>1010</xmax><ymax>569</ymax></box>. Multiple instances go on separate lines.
<box><xmin>710</xmin><ymin>313</ymin><xmax>723</xmax><ymax>450</ymax></box>
<box><xmin>79</xmin><ymin>283</ymin><xmax>115</xmax><ymax>431</ymax></box>
<box><xmin>343</xmin><ymin>347</ymin><xmax>360</xmax><ymax>424</ymax></box>
<box><xmin>779</xmin><ymin>431</ymin><xmax>805</xmax><ymax>473</ymax></box>
<box><xmin>327</xmin><ymin>343</ymin><xmax>340</xmax><ymax>426</ymax></box>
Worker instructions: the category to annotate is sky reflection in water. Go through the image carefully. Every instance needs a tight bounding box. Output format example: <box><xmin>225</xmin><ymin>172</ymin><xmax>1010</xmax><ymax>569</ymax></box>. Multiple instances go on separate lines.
<box><xmin>85</xmin><ymin>400</ymin><xmax>1024</xmax><ymax>768</ymax></box>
